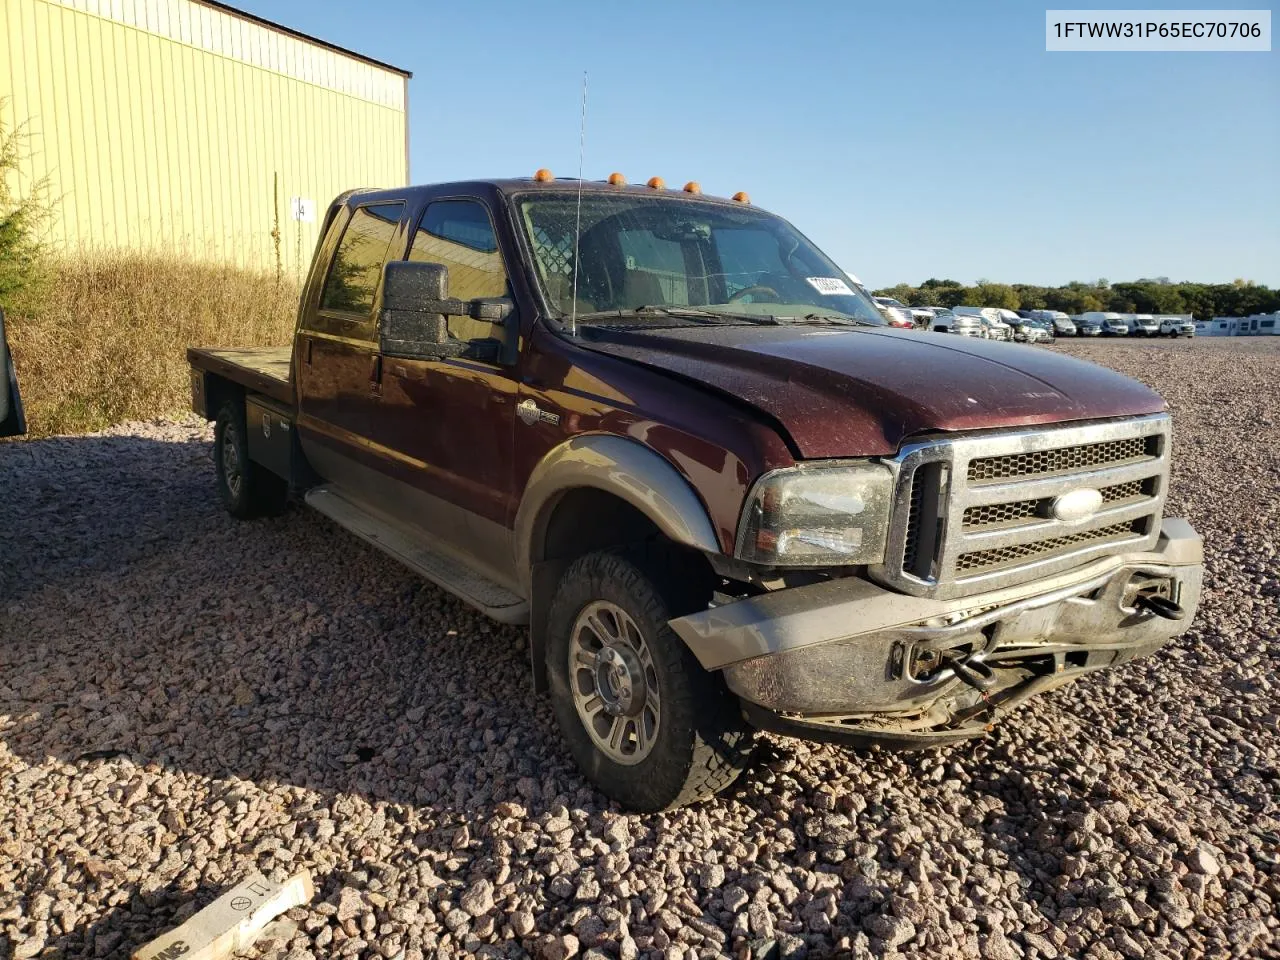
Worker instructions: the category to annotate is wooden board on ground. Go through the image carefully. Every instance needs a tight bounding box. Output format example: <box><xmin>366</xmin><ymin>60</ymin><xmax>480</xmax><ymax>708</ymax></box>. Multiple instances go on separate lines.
<box><xmin>131</xmin><ymin>870</ymin><xmax>313</xmax><ymax>960</ymax></box>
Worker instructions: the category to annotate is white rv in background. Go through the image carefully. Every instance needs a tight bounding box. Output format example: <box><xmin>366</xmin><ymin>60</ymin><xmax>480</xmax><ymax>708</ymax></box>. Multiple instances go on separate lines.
<box><xmin>1194</xmin><ymin>314</ymin><xmax>1279</xmax><ymax>337</ymax></box>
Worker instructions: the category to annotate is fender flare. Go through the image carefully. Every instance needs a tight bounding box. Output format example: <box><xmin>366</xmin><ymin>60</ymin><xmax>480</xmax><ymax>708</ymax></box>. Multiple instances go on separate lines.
<box><xmin>514</xmin><ymin>435</ymin><xmax>723</xmax><ymax>692</ymax></box>
<box><xmin>515</xmin><ymin>434</ymin><xmax>722</xmax><ymax>590</ymax></box>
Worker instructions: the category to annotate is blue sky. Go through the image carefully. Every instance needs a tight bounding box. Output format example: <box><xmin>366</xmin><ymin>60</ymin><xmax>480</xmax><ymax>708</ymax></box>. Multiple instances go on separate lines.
<box><xmin>241</xmin><ymin>0</ymin><xmax>1278</xmax><ymax>288</ymax></box>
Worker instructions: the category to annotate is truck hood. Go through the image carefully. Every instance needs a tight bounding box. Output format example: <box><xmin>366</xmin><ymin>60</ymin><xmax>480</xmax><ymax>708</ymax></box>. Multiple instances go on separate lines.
<box><xmin>579</xmin><ymin>324</ymin><xmax>1165</xmax><ymax>458</ymax></box>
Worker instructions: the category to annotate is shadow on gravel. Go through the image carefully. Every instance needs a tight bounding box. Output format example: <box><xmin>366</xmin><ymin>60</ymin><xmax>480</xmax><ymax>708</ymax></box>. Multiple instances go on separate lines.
<box><xmin>0</xmin><ymin>429</ymin><xmax>586</xmax><ymax>817</ymax></box>
<box><xmin>0</xmin><ymin>880</ymin><xmax>226</xmax><ymax>959</ymax></box>
<box><xmin>0</xmin><ymin>433</ymin><xmax>219</xmax><ymax>603</ymax></box>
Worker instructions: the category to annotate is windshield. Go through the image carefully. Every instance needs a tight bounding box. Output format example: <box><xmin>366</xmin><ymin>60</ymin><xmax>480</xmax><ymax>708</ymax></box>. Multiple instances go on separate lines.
<box><xmin>515</xmin><ymin>193</ymin><xmax>884</xmax><ymax>326</ymax></box>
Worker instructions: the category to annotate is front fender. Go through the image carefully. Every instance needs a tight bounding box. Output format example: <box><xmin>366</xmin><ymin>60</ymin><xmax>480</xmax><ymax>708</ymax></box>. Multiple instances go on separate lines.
<box><xmin>514</xmin><ymin>434</ymin><xmax>722</xmax><ymax>593</ymax></box>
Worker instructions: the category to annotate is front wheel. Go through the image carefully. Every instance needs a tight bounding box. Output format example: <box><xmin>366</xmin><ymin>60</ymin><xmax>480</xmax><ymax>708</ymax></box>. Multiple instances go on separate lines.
<box><xmin>546</xmin><ymin>550</ymin><xmax>753</xmax><ymax>811</ymax></box>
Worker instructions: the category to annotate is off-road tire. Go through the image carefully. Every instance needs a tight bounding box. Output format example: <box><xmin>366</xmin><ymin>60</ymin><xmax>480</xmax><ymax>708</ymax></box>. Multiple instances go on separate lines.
<box><xmin>213</xmin><ymin>401</ymin><xmax>288</xmax><ymax>520</ymax></box>
<box><xmin>546</xmin><ymin>549</ymin><xmax>753</xmax><ymax>811</ymax></box>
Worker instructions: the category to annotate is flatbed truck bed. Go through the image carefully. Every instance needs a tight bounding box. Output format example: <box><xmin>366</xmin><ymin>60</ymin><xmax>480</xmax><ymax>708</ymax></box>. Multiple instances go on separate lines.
<box><xmin>187</xmin><ymin>347</ymin><xmax>293</xmax><ymax>407</ymax></box>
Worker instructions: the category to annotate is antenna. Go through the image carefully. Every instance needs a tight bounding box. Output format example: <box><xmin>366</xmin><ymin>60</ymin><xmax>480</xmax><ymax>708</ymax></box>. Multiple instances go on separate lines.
<box><xmin>569</xmin><ymin>71</ymin><xmax>588</xmax><ymax>337</ymax></box>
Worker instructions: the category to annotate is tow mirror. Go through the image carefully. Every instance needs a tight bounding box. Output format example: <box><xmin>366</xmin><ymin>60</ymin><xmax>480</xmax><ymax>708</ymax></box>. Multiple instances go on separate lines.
<box><xmin>379</xmin><ymin>261</ymin><xmax>461</xmax><ymax>359</ymax></box>
<box><xmin>379</xmin><ymin>261</ymin><xmax>514</xmax><ymax>361</ymax></box>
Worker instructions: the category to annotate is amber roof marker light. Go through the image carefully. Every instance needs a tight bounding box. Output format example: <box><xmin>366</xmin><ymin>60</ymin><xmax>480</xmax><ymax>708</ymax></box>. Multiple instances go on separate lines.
<box><xmin>533</xmin><ymin>168</ymin><xmax>555</xmax><ymax>182</ymax></box>
<box><xmin>732</xmin><ymin>191</ymin><xmax>750</xmax><ymax>203</ymax></box>
<box><xmin>607</xmin><ymin>172</ymin><xmax>627</xmax><ymax>186</ymax></box>
<box><xmin>647</xmin><ymin>176</ymin><xmax>666</xmax><ymax>189</ymax></box>
<box><xmin>683</xmin><ymin>181</ymin><xmax>701</xmax><ymax>194</ymax></box>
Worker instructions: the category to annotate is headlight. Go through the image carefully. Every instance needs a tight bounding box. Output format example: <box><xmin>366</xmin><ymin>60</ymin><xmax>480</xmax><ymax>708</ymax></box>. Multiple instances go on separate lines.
<box><xmin>735</xmin><ymin>462</ymin><xmax>894</xmax><ymax>566</ymax></box>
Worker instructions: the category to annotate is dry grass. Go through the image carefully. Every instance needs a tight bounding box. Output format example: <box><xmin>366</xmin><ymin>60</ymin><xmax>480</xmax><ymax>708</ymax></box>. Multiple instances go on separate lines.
<box><xmin>7</xmin><ymin>252</ymin><xmax>298</xmax><ymax>437</ymax></box>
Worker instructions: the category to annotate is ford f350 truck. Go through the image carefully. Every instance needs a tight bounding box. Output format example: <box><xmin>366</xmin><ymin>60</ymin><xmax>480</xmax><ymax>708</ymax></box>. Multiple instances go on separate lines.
<box><xmin>188</xmin><ymin>174</ymin><xmax>1203</xmax><ymax>811</ymax></box>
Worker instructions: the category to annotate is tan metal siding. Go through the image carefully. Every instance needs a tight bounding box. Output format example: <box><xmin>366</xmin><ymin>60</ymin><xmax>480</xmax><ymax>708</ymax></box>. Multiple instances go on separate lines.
<box><xmin>1</xmin><ymin>0</ymin><xmax>408</xmax><ymax>275</ymax></box>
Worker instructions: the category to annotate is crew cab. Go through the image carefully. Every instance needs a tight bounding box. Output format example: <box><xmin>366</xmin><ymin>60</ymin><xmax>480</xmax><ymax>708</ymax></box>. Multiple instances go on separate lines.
<box><xmin>1159</xmin><ymin>316</ymin><xmax>1196</xmax><ymax>338</ymax></box>
<box><xmin>188</xmin><ymin>175</ymin><xmax>1204</xmax><ymax>811</ymax></box>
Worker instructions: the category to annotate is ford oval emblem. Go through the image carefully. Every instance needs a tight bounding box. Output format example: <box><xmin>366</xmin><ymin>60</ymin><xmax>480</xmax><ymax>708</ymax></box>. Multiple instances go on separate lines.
<box><xmin>1049</xmin><ymin>488</ymin><xmax>1104</xmax><ymax>523</ymax></box>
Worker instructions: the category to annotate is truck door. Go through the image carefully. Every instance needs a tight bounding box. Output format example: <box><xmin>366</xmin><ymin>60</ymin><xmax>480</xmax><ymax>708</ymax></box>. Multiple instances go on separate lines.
<box><xmin>369</xmin><ymin>198</ymin><xmax>521</xmax><ymax>586</ymax></box>
<box><xmin>294</xmin><ymin>201</ymin><xmax>408</xmax><ymax>489</ymax></box>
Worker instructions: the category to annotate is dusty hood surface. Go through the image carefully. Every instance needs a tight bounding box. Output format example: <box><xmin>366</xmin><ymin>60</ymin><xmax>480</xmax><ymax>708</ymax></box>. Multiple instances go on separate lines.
<box><xmin>579</xmin><ymin>324</ymin><xmax>1166</xmax><ymax>458</ymax></box>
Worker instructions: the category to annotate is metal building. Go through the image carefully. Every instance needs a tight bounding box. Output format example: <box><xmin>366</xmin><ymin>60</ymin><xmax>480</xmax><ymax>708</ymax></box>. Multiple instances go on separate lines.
<box><xmin>1</xmin><ymin>0</ymin><xmax>409</xmax><ymax>275</ymax></box>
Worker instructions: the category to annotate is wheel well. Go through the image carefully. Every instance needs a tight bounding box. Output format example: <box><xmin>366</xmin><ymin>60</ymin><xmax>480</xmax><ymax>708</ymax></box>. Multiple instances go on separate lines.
<box><xmin>541</xmin><ymin>488</ymin><xmax>663</xmax><ymax>562</ymax></box>
<box><xmin>528</xmin><ymin>487</ymin><xmax>716</xmax><ymax>693</ymax></box>
<box><xmin>204</xmin><ymin>373</ymin><xmax>243</xmax><ymax>421</ymax></box>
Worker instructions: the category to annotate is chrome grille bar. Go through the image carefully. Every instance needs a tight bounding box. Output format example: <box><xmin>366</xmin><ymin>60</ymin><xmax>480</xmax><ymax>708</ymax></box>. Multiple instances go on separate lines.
<box><xmin>871</xmin><ymin>414</ymin><xmax>1170</xmax><ymax>600</ymax></box>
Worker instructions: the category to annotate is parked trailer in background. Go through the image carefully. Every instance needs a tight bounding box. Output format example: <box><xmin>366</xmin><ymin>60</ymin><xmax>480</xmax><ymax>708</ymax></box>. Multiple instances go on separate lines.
<box><xmin>1194</xmin><ymin>315</ymin><xmax>1279</xmax><ymax>337</ymax></box>
<box><xmin>1202</xmin><ymin>318</ymin><xmax>1240</xmax><ymax>336</ymax></box>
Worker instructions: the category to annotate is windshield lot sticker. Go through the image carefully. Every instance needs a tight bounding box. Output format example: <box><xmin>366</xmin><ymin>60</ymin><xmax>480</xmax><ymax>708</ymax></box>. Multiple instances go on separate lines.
<box><xmin>806</xmin><ymin>277</ymin><xmax>854</xmax><ymax>296</ymax></box>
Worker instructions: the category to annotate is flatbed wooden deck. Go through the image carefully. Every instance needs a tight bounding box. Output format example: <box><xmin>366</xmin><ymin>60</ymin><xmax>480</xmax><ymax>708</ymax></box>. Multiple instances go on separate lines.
<box><xmin>187</xmin><ymin>347</ymin><xmax>293</xmax><ymax>406</ymax></box>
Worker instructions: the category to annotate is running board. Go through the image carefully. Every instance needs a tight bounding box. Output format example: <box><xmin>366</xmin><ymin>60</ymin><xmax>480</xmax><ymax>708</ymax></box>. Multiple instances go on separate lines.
<box><xmin>305</xmin><ymin>485</ymin><xmax>529</xmax><ymax>625</ymax></box>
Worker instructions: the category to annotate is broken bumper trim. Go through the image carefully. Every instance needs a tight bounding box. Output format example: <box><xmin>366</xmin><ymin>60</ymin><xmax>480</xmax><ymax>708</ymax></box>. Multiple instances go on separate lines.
<box><xmin>670</xmin><ymin>518</ymin><xmax>1203</xmax><ymax>737</ymax></box>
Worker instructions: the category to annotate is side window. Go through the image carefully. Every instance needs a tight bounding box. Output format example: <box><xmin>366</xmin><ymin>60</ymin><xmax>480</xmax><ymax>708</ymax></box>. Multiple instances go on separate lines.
<box><xmin>320</xmin><ymin>202</ymin><xmax>406</xmax><ymax>317</ymax></box>
<box><xmin>409</xmin><ymin>200</ymin><xmax>509</xmax><ymax>345</ymax></box>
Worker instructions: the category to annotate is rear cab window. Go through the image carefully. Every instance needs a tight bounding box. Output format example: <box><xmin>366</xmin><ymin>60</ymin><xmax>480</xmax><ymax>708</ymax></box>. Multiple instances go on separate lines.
<box><xmin>316</xmin><ymin>202</ymin><xmax>407</xmax><ymax>331</ymax></box>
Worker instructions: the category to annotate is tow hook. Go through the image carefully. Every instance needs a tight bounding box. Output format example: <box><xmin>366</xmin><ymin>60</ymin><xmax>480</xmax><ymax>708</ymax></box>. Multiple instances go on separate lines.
<box><xmin>942</xmin><ymin>651</ymin><xmax>997</xmax><ymax>692</ymax></box>
<box><xmin>1135</xmin><ymin>593</ymin><xmax>1184</xmax><ymax>621</ymax></box>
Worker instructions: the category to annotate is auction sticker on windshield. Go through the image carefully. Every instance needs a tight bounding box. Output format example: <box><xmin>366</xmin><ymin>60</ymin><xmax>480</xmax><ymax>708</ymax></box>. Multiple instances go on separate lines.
<box><xmin>806</xmin><ymin>277</ymin><xmax>855</xmax><ymax>295</ymax></box>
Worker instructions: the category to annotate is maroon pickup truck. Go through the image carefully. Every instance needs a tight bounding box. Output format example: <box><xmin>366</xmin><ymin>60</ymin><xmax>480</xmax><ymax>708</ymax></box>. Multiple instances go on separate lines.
<box><xmin>189</xmin><ymin>175</ymin><xmax>1203</xmax><ymax>811</ymax></box>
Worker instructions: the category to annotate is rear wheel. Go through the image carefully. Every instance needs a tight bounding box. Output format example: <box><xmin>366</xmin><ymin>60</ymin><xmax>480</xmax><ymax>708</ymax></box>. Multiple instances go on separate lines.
<box><xmin>546</xmin><ymin>549</ymin><xmax>753</xmax><ymax>811</ymax></box>
<box><xmin>214</xmin><ymin>401</ymin><xmax>288</xmax><ymax>519</ymax></box>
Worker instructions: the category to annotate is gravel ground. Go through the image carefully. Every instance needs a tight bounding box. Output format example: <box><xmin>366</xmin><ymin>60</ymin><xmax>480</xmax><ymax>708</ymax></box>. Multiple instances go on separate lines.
<box><xmin>2</xmin><ymin>337</ymin><xmax>1278</xmax><ymax>960</ymax></box>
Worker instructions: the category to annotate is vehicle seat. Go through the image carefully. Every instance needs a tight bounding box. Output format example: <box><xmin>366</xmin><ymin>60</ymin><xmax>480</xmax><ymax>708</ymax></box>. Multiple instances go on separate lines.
<box><xmin>621</xmin><ymin>270</ymin><xmax>667</xmax><ymax>309</ymax></box>
<box><xmin>541</xmin><ymin>270</ymin><xmax>596</xmax><ymax>316</ymax></box>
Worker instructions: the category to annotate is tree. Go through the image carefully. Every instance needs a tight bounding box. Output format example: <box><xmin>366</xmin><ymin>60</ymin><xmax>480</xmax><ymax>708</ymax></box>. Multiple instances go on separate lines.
<box><xmin>862</xmin><ymin>274</ymin><xmax>1277</xmax><ymax>322</ymax></box>
<box><xmin>0</xmin><ymin>105</ymin><xmax>51</xmax><ymax>311</ymax></box>
<box><xmin>968</xmin><ymin>282</ymin><xmax>1020</xmax><ymax>310</ymax></box>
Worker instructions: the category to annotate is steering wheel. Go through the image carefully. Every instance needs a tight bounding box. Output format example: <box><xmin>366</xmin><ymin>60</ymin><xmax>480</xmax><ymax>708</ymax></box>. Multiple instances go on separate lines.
<box><xmin>728</xmin><ymin>285</ymin><xmax>781</xmax><ymax>304</ymax></box>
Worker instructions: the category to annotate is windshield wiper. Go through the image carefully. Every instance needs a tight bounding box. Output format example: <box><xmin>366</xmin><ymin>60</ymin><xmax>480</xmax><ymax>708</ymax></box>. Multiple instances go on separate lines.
<box><xmin>796</xmin><ymin>313</ymin><xmax>880</xmax><ymax>327</ymax></box>
<box><xmin>573</xmin><ymin>306</ymin><xmax>781</xmax><ymax>326</ymax></box>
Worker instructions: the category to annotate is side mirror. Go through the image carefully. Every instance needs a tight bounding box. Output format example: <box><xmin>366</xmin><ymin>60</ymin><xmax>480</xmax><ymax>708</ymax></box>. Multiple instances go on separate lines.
<box><xmin>379</xmin><ymin>261</ymin><xmax>515</xmax><ymax>360</ymax></box>
<box><xmin>380</xmin><ymin>261</ymin><xmax>464</xmax><ymax>360</ymax></box>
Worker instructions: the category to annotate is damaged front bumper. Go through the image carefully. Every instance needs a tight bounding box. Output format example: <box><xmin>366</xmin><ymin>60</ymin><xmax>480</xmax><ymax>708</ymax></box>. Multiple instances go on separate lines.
<box><xmin>670</xmin><ymin>518</ymin><xmax>1203</xmax><ymax>749</ymax></box>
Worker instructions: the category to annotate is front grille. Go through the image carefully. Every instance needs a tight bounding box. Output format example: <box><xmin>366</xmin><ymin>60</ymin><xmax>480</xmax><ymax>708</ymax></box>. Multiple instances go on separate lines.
<box><xmin>962</xmin><ymin>477</ymin><xmax>1155</xmax><ymax>531</ymax></box>
<box><xmin>874</xmin><ymin>415</ymin><xmax>1170</xmax><ymax>600</ymax></box>
<box><xmin>955</xmin><ymin>520</ymin><xmax>1146</xmax><ymax>574</ymax></box>
<box><xmin>968</xmin><ymin>435</ymin><xmax>1157</xmax><ymax>484</ymax></box>
<box><xmin>964</xmin><ymin>498</ymin><xmax>1039</xmax><ymax>529</ymax></box>
<box><xmin>902</xmin><ymin>472</ymin><xmax>924</xmax><ymax>571</ymax></box>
